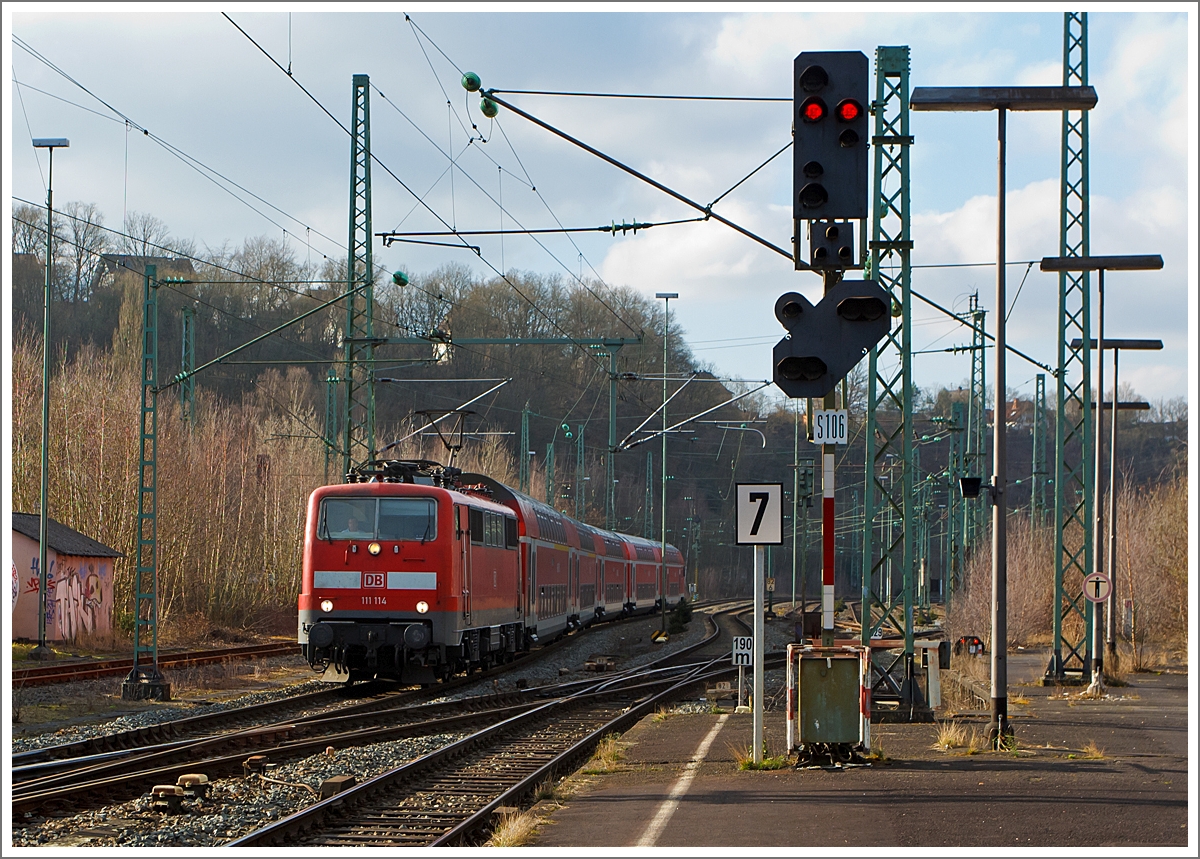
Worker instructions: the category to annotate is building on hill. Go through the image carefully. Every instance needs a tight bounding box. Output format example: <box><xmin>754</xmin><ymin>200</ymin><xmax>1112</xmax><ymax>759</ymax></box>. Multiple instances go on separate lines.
<box><xmin>11</xmin><ymin>514</ymin><xmax>123</xmax><ymax>643</ymax></box>
<box><xmin>96</xmin><ymin>254</ymin><xmax>195</xmax><ymax>289</ymax></box>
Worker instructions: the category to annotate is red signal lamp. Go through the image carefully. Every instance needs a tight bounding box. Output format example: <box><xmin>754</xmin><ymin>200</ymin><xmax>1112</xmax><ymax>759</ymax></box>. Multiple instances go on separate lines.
<box><xmin>799</xmin><ymin>97</ymin><xmax>827</xmax><ymax>123</ymax></box>
<box><xmin>836</xmin><ymin>99</ymin><xmax>863</xmax><ymax>122</ymax></box>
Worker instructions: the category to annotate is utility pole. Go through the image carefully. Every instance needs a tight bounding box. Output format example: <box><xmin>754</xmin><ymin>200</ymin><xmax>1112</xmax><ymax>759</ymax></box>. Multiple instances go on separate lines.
<box><xmin>31</xmin><ymin>136</ymin><xmax>68</xmax><ymax>662</ymax></box>
<box><xmin>575</xmin><ymin>423</ymin><xmax>585</xmax><ymax>519</ymax></box>
<box><xmin>519</xmin><ymin>404</ymin><xmax>530</xmax><ymax>494</ymax></box>
<box><xmin>912</xmin><ymin>75</ymin><xmax>1097</xmax><ymax>747</ymax></box>
<box><xmin>343</xmin><ymin>74</ymin><xmax>376</xmax><ymax>474</ymax></box>
<box><xmin>1031</xmin><ymin>374</ymin><xmax>1047</xmax><ymax>526</ymax></box>
<box><xmin>180</xmin><ymin>305</ymin><xmax>195</xmax><ymax>425</ymax></box>
<box><xmin>122</xmin><ymin>265</ymin><xmax>171</xmax><ymax>700</ymax></box>
<box><xmin>643</xmin><ymin>450</ymin><xmax>653</xmax><ymax>539</ymax></box>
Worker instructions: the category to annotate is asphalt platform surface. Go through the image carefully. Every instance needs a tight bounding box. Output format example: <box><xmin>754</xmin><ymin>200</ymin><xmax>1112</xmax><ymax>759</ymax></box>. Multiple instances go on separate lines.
<box><xmin>531</xmin><ymin>650</ymin><xmax>1191</xmax><ymax>849</ymax></box>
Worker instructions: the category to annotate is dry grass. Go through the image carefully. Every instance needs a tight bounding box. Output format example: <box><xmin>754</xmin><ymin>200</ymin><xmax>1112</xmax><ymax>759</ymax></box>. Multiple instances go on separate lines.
<box><xmin>1010</xmin><ymin>694</ymin><xmax>1031</xmax><ymax>706</ymax></box>
<box><xmin>1080</xmin><ymin>740</ymin><xmax>1106</xmax><ymax>760</ymax></box>
<box><xmin>531</xmin><ymin>778</ymin><xmax>560</xmax><ymax>804</ymax></box>
<box><xmin>961</xmin><ymin>728</ymin><xmax>988</xmax><ymax>755</ymax></box>
<box><xmin>930</xmin><ymin>720</ymin><xmax>968</xmax><ymax>751</ymax></box>
<box><xmin>946</xmin><ymin>472</ymin><xmax>1187</xmax><ymax>656</ymax></box>
<box><xmin>732</xmin><ymin>743</ymin><xmax>790</xmax><ymax>770</ymax></box>
<box><xmin>485</xmin><ymin>810</ymin><xmax>543</xmax><ymax>847</ymax></box>
<box><xmin>864</xmin><ymin>738</ymin><xmax>889</xmax><ymax>762</ymax></box>
<box><xmin>582</xmin><ymin>734</ymin><xmax>626</xmax><ymax>774</ymax></box>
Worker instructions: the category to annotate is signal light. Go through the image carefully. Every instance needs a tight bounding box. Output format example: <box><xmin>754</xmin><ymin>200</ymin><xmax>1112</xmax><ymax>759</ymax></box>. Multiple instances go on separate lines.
<box><xmin>779</xmin><ymin>355</ymin><xmax>827</xmax><ymax>382</ymax></box>
<box><xmin>800</xmin><ymin>97</ymin><xmax>827</xmax><ymax>122</ymax></box>
<box><xmin>836</xmin><ymin>296</ymin><xmax>887</xmax><ymax>322</ymax></box>
<box><xmin>772</xmin><ymin>280</ymin><xmax>891</xmax><ymax>398</ymax></box>
<box><xmin>836</xmin><ymin>99</ymin><xmax>862</xmax><ymax>122</ymax></box>
<box><xmin>798</xmin><ymin>65</ymin><xmax>829</xmax><ymax>93</ymax></box>
<box><xmin>809</xmin><ymin>220</ymin><xmax>855</xmax><ymax>271</ymax></box>
<box><xmin>793</xmin><ymin>51</ymin><xmax>869</xmax><ymax>232</ymax></box>
<box><xmin>799</xmin><ymin>183</ymin><xmax>828</xmax><ymax>209</ymax></box>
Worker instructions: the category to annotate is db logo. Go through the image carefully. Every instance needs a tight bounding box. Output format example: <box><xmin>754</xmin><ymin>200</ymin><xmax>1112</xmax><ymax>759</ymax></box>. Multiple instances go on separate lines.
<box><xmin>363</xmin><ymin>573</ymin><xmax>385</xmax><ymax>588</ymax></box>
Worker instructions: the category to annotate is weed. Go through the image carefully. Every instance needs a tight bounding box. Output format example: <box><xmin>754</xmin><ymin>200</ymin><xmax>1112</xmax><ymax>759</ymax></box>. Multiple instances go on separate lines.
<box><xmin>1010</xmin><ymin>695</ymin><xmax>1031</xmax><ymax>706</ymax></box>
<box><xmin>651</xmin><ymin>706</ymin><xmax>671</xmax><ymax>723</ymax></box>
<box><xmin>707</xmin><ymin>703</ymin><xmax>727</xmax><ymax>715</ymax></box>
<box><xmin>930</xmin><ymin>720</ymin><xmax>968</xmax><ymax>751</ymax></box>
<box><xmin>1102</xmin><ymin>665</ymin><xmax>1129</xmax><ymax>687</ymax></box>
<box><xmin>1080</xmin><ymin>740</ymin><xmax>1105</xmax><ymax>760</ymax></box>
<box><xmin>732</xmin><ymin>743</ymin><xmax>790</xmax><ymax>770</ymax></box>
<box><xmin>486</xmin><ymin>810</ymin><xmax>542</xmax><ymax>847</ymax></box>
<box><xmin>582</xmin><ymin>734</ymin><xmax>625</xmax><ymax>774</ymax></box>
<box><xmin>963</xmin><ymin>729</ymin><xmax>987</xmax><ymax>755</ymax></box>
<box><xmin>531</xmin><ymin>778</ymin><xmax>559</xmax><ymax>803</ymax></box>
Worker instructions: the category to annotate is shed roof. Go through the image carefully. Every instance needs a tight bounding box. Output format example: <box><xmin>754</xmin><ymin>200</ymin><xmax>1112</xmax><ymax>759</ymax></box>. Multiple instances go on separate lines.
<box><xmin>11</xmin><ymin>514</ymin><xmax>123</xmax><ymax>558</ymax></box>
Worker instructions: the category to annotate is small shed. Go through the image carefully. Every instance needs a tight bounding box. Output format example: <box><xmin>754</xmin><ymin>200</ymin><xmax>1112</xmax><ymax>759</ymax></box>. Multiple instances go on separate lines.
<box><xmin>11</xmin><ymin>514</ymin><xmax>122</xmax><ymax>643</ymax></box>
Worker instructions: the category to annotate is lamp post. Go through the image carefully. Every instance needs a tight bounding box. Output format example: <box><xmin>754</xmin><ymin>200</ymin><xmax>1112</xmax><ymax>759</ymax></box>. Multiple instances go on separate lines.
<box><xmin>1042</xmin><ymin>255</ymin><xmax>1163</xmax><ymax>687</ymax></box>
<box><xmin>1070</xmin><ymin>331</ymin><xmax>1161</xmax><ymax>667</ymax></box>
<box><xmin>656</xmin><ymin>292</ymin><xmax>678</xmax><ymax>633</ymax></box>
<box><xmin>912</xmin><ymin>86</ymin><xmax>1096</xmax><ymax>747</ymax></box>
<box><xmin>31</xmin><ymin>137</ymin><xmax>69</xmax><ymax>661</ymax></box>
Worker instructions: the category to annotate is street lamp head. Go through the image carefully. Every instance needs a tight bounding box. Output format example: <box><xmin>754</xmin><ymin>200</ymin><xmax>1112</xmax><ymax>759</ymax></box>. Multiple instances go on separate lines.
<box><xmin>33</xmin><ymin>138</ymin><xmax>70</xmax><ymax>148</ymax></box>
<box><xmin>1040</xmin><ymin>255</ymin><xmax>1163</xmax><ymax>272</ymax></box>
<box><xmin>959</xmin><ymin>476</ymin><xmax>984</xmax><ymax>498</ymax></box>
<box><xmin>911</xmin><ymin>86</ymin><xmax>1096</xmax><ymax>112</ymax></box>
<box><xmin>1069</xmin><ymin>338</ymin><xmax>1164</xmax><ymax>351</ymax></box>
<box><xmin>655</xmin><ymin>292</ymin><xmax>679</xmax><ymax>300</ymax></box>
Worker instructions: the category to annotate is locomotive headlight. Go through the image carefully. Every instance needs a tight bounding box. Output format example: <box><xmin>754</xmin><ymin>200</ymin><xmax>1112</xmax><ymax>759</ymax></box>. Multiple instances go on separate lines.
<box><xmin>320</xmin><ymin>599</ymin><xmax>334</xmax><ymax>613</ymax></box>
<box><xmin>368</xmin><ymin>541</ymin><xmax>381</xmax><ymax>556</ymax></box>
<box><xmin>416</xmin><ymin>600</ymin><xmax>429</xmax><ymax>614</ymax></box>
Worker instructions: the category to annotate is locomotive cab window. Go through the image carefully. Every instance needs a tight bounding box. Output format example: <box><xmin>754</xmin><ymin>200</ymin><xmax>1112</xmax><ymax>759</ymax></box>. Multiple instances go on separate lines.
<box><xmin>378</xmin><ymin>498</ymin><xmax>437</xmax><ymax>542</ymax></box>
<box><xmin>319</xmin><ymin>497</ymin><xmax>437</xmax><ymax>541</ymax></box>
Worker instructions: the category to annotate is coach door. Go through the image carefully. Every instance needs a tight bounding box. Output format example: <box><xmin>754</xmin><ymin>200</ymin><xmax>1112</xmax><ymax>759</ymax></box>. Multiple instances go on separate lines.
<box><xmin>459</xmin><ymin>506</ymin><xmax>473</xmax><ymax>623</ymax></box>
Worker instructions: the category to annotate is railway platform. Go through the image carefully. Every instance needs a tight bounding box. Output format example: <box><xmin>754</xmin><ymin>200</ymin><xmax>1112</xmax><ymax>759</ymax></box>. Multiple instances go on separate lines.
<box><xmin>529</xmin><ymin>650</ymin><xmax>1190</xmax><ymax>849</ymax></box>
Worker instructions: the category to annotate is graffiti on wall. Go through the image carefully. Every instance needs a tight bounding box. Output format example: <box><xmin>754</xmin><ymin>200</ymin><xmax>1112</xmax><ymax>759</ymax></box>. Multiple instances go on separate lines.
<box><xmin>53</xmin><ymin>561</ymin><xmax>107</xmax><ymax>640</ymax></box>
<box><xmin>23</xmin><ymin>557</ymin><xmax>56</xmax><ymax>630</ymax></box>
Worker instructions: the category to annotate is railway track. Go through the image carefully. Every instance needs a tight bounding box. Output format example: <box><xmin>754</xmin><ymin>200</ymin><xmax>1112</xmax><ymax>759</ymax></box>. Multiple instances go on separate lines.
<box><xmin>14</xmin><ymin>603</ymin><xmax>706</xmax><ymax>770</ymax></box>
<box><xmin>231</xmin><ymin>659</ymin><xmax>731</xmax><ymax>847</ymax></box>
<box><xmin>13</xmin><ymin>607</ymin><xmax>733</xmax><ymax>820</ymax></box>
<box><xmin>11</xmin><ymin>642</ymin><xmax>301</xmax><ymax>687</ymax></box>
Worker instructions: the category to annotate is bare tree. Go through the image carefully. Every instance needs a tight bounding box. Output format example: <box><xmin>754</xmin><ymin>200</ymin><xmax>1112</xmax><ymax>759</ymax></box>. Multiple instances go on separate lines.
<box><xmin>121</xmin><ymin>210</ymin><xmax>172</xmax><ymax>259</ymax></box>
<box><xmin>12</xmin><ymin>203</ymin><xmax>46</xmax><ymax>258</ymax></box>
<box><xmin>61</xmin><ymin>201</ymin><xmax>109</xmax><ymax>303</ymax></box>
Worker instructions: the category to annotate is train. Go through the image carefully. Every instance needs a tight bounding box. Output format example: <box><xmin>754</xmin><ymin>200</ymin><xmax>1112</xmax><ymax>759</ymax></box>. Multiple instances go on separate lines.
<box><xmin>298</xmin><ymin>459</ymin><xmax>687</xmax><ymax>683</ymax></box>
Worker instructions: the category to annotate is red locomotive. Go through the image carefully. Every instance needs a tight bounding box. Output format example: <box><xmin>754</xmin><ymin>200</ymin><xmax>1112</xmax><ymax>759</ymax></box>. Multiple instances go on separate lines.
<box><xmin>299</xmin><ymin>460</ymin><xmax>686</xmax><ymax>682</ymax></box>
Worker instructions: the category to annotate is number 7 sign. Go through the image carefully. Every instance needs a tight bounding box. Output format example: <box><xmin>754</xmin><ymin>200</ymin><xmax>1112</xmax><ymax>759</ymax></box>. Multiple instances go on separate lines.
<box><xmin>736</xmin><ymin>484</ymin><xmax>783</xmax><ymax>545</ymax></box>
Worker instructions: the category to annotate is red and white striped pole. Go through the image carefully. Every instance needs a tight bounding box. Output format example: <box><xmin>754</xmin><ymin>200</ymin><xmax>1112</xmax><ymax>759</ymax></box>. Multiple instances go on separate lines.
<box><xmin>822</xmin><ymin>450</ymin><xmax>836</xmax><ymax>646</ymax></box>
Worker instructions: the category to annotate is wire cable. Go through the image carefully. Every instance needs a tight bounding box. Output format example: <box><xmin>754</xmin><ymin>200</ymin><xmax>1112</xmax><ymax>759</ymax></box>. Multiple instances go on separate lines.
<box><xmin>482</xmin><ymin>91</ymin><xmax>798</xmax><ymax>266</ymax></box>
<box><xmin>223</xmin><ymin>14</ymin><xmax>614</xmax><ymax>379</ymax></box>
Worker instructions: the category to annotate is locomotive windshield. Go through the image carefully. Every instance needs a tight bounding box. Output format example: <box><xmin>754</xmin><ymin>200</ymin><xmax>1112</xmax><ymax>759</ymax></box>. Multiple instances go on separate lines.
<box><xmin>318</xmin><ymin>497</ymin><xmax>438</xmax><ymax>541</ymax></box>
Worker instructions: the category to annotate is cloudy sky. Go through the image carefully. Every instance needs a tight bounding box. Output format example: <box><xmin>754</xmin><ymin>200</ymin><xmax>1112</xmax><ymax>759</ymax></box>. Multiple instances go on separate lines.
<box><xmin>6</xmin><ymin>5</ymin><xmax>1195</xmax><ymax>409</ymax></box>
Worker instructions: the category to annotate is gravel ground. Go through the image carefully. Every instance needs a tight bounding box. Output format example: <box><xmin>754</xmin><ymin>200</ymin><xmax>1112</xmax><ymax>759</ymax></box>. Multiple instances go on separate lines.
<box><xmin>11</xmin><ymin>609</ymin><xmax>719</xmax><ymax>848</ymax></box>
<box><xmin>12</xmin><ymin>732</ymin><xmax>466</xmax><ymax>847</ymax></box>
<box><xmin>12</xmin><ymin>675</ymin><xmax>331</xmax><ymax>754</ymax></box>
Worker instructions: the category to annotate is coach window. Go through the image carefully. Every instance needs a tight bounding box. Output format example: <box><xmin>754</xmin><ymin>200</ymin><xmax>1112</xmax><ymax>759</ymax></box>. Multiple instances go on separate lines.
<box><xmin>320</xmin><ymin>498</ymin><xmax>376</xmax><ymax>539</ymax></box>
<box><xmin>469</xmin><ymin>508</ymin><xmax>485</xmax><ymax>545</ymax></box>
<box><xmin>378</xmin><ymin>498</ymin><xmax>438</xmax><ymax>542</ymax></box>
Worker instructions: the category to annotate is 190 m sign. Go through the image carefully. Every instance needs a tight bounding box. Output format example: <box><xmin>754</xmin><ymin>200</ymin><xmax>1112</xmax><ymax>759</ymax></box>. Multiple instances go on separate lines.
<box><xmin>813</xmin><ymin>409</ymin><xmax>848</xmax><ymax>445</ymax></box>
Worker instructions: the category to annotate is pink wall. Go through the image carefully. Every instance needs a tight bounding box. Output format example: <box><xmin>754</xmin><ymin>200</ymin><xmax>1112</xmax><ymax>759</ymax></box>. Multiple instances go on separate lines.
<box><xmin>11</xmin><ymin>531</ymin><xmax>115</xmax><ymax>642</ymax></box>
